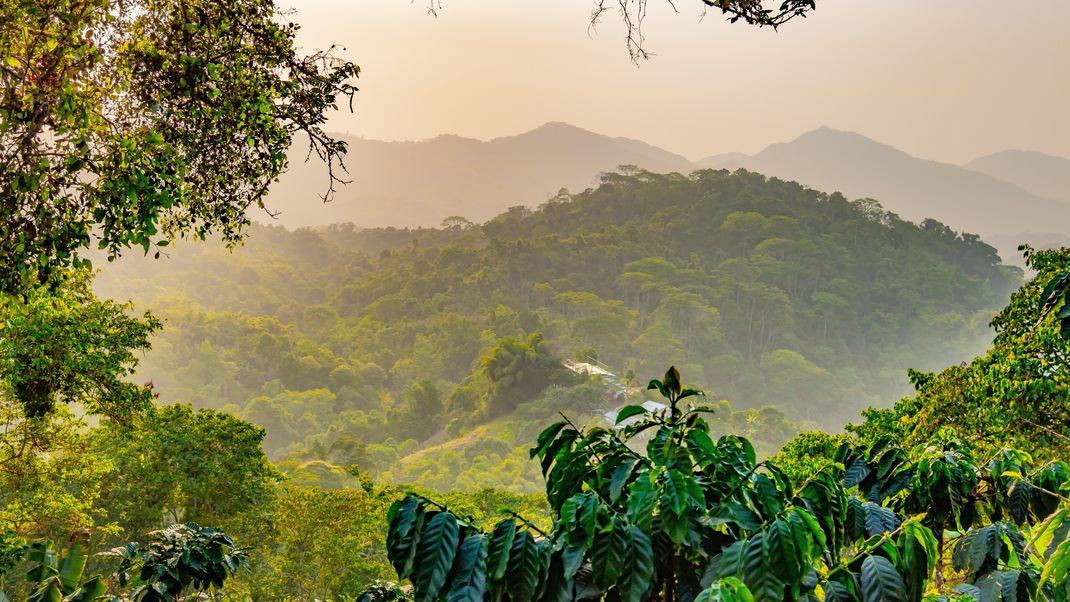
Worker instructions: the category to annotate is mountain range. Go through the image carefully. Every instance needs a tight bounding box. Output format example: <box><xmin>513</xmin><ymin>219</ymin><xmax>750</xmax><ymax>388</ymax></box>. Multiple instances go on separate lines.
<box><xmin>265</xmin><ymin>122</ymin><xmax>694</xmax><ymax>229</ymax></box>
<box><xmin>265</xmin><ymin>122</ymin><xmax>1070</xmax><ymax>263</ymax></box>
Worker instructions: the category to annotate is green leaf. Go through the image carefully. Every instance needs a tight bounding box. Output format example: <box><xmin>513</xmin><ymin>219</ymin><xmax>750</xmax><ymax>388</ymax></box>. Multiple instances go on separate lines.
<box><xmin>485</xmin><ymin>520</ymin><xmax>516</xmax><ymax>582</ymax></box>
<box><xmin>626</xmin><ymin>475</ymin><xmax>656</xmax><ymax>531</ymax></box>
<box><xmin>386</xmin><ymin>497</ymin><xmax>423</xmax><ymax>579</ymax></box>
<box><xmin>742</xmin><ymin>534</ymin><xmax>783</xmax><ymax>602</ymax></box>
<box><xmin>696</xmin><ymin>577</ymin><xmax>756</xmax><ymax>602</ymax></box>
<box><xmin>1028</xmin><ymin>508</ymin><xmax>1068</xmax><ymax>561</ymax></box>
<box><xmin>863</xmin><ymin>503</ymin><xmax>899</xmax><ymax>538</ymax></box>
<box><xmin>1039</xmin><ymin>537</ymin><xmax>1070</xmax><ymax>589</ymax></box>
<box><xmin>562</xmin><ymin>541</ymin><xmax>586</xmax><ymax>580</ymax></box>
<box><xmin>505</xmin><ymin>531</ymin><xmax>541</xmax><ymax>602</ymax></box>
<box><xmin>578</xmin><ymin>495</ymin><xmax>601</xmax><ymax>546</ymax></box>
<box><xmin>530</xmin><ymin>421</ymin><xmax>568</xmax><ymax>459</ymax></box>
<box><xmin>446</xmin><ymin>535</ymin><xmax>487</xmax><ymax>602</ymax></box>
<box><xmin>647</xmin><ymin>379</ymin><xmax>668</xmax><ymax>398</ymax></box>
<box><xmin>57</xmin><ymin>538</ymin><xmax>88</xmax><ymax>594</ymax></box>
<box><xmin>614</xmin><ymin>405</ymin><xmax>648</xmax><ymax>425</ymax></box>
<box><xmin>414</xmin><ymin>512</ymin><xmax>460</xmax><ymax>602</ymax></box>
<box><xmin>859</xmin><ymin>555</ymin><xmax>905</xmax><ymax>602</ymax></box>
<box><xmin>66</xmin><ymin>576</ymin><xmax>107</xmax><ymax>602</ymax></box>
<box><xmin>591</xmin><ymin>519</ymin><xmax>628</xmax><ymax>589</ymax></box>
<box><xmin>618</xmin><ymin>526</ymin><xmax>654</xmax><ymax>602</ymax></box>
<box><xmin>663</xmin><ymin>471</ymin><xmax>697</xmax><ymax>516</ymax></box>
<box><xmin>1008</xmin><ymin>481</ymin><xmax>1031</xmax><ymax>524</ymax></box>
<box><xmin>664</xmin><ymin>366</ymin><xmax>682</xmax><ymax>396</ymax></box>
<box><xmin>609</xmin><ymin>458</ymin><xmax>638</xmax><ymax>502</ymax></box>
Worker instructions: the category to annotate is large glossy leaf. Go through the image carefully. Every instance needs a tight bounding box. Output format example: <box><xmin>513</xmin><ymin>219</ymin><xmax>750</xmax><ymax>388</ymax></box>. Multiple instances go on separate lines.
<box><xmin>1030</xmin><ymin>508</ymin><xmax>1070</xmax><ymax>561</ymax></box>
<box><xmin>741</xmin><ymin>534</ymin><xmax>783</xmax><ymax>602</ymax></box>
<box><xmin>897</xmin><ymin>521</ymin><xmax>937</xmax><ymax>602</ymax></box>
<box><xmin>1039</xmin><ymin>538</ymin><xmax>1070</xmax><ymax>591</ymax></box>
<box><xmin>591</xmin><ymin>520</ymin><xmax>628</xmax><ymax>589</ymax></box>
<box><xmin>25</xmin><ymin>542</ymin><xmax>58</xmax><ymax>582</ymax></box>
<box><xmin>1008</xmin><ymin>481</ymin><xmax>1031</xmax><ymax>525</ymax></box>
<box><xmin>863</xmin><ymin>503</ymin><xmax>900</xmax><ymax>538</ymax></box>
<box><xmin>506</xmin><ymin>530</ymin><xmax>542</xmax><ymax>602</ymax></box>
<box><xmin>414</xmin><ymin>512</ymin><xmax>460</xmax><ymax>602</ymax></box>
<box><xmin>859</xmin><ymin>556</ymin><xmax>905</xmax><ymax>602</ymax></box>
<box><xmin>386</xmin><ymin>497</ymin><xmax>424</xmax><ymax>580</ymax></box>
<box><xmin>614</xmin><ymin>405</ymin><xmax>648</xmax><ymax>425</ymax></box>
<box><xmin>610</xmin><ymin>458</ymin><xmax>639</xmax><ymax>502</ymax></box>
<box><xmin>578</xmin><ymin>495</ymin><xmax>602</xmax><ymax>546</ymax></box>
<box><xmin>663</xmin><ymin>471</ymin><xmax>697</xmax><ymax>516</ymax></box>
<box><xmin>626</xmin><ymin>474</ymin><xmax>656</xmax><ymax>531</ymax></box>
<box><xmin>617</xmin><ymin>526</ymin><xmax>654</xmax><ymax>602</ymax></box>
<box><xmin>486</xmin><ymin>520</ymin><xmax>516</xmax><ymax>583</ymax></box>
<box><xmin>57</xmin><ymin>538</ymin><xmax>88</xmax><ymax>594</ymax></box>
<box><xmin>446</xmin><ymin>535</ymin><xmax>487</xmax><ymax>602</ymax></box>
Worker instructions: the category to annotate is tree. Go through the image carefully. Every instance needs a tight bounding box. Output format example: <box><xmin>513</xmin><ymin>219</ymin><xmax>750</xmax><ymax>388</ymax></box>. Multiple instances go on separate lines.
<box><xmin>89</xmin><ymin>404</ymin><xmax>280</xmax><ymax>538</ymax></box>
<box><xmin>0</xmin><ymin>0</ymin><xmax>359</xmax><ymax>293</ymax></box>
<box><xmin>855</xmin><ymin>247</ymin><xmax>1070</xmax><ymax>459</ymax></box>
<box><xmin>375</xmin><ymin>366</ymin><xmax>1070</xmax><ymax>602</ymax></box>
<box><xmin>482</xmin><ymin>333</ymin><xmax>572</xmax><ymax>417</ymax></box>
<box><xmin>0</xmin><ymin>273</ymin><xmax>158</xmax><ymax>543</ymax></box>
<box><xmin>0</xmin><ymin>271</ymin><xmax>158</xmax><ymax>420</ymax></box>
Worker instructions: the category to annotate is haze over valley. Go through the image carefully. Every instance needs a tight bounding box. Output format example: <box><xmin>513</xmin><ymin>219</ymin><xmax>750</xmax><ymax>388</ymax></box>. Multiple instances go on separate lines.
<box><xmin>6</xmin><ymin>1</ymin><xmax>1070</xmax><ymax>599</ymax></box>
<box><xmin>268</xmin><ymin>122</ymin><xmax>1070</xmax><ymax>264</ymax></box>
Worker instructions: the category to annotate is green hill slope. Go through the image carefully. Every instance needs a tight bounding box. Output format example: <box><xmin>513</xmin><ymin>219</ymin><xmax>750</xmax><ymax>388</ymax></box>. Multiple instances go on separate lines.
<box><xmin>94</xmin><ymin>168</ymin><xmax>1020</xmax><ymax>491</ymax></box>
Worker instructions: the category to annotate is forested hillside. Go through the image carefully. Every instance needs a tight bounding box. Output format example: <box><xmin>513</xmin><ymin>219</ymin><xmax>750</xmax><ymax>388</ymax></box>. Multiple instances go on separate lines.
<box><xmin>712</xmin><ymin>128</ymin><xmax>1070</xmax><ymax>264</ymax></box>
<box><xmin>94</xmin><ymin>169</ymin><xmax>1020</xmax><ymax>492</ymax></box>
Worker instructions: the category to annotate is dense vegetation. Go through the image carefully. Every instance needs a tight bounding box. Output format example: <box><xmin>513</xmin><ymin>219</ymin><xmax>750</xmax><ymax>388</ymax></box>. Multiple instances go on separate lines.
<box><xmin>14</xmin><ymin>4</ymin><xmax>1065</xmax><ymax>602</ymax></box>
<box><xmin>92</xmin><ymin>169</ymin><xmax>1019</xmax><ymax>491</ymax></box>
<box><xmin>6</xmin><ymin>159</ymin><xmax>1059</xmax><ymax>601</ymax></box>
<box><xmin>3</xmin><ymin>200</ymin><xmax>1068</xmax><ymax>601</ymax></box>
<box><xmin>376</xmin><ymin>367</ymin><xmax>1070</xmax><ymax>602</ymax></box>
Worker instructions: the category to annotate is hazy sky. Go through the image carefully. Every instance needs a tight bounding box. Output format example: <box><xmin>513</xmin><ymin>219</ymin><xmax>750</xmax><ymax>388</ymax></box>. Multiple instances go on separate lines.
<box><xmin>283</xmin><ymin>0</ymin><xmax>1070</xmax><ymax>164</ymax></box>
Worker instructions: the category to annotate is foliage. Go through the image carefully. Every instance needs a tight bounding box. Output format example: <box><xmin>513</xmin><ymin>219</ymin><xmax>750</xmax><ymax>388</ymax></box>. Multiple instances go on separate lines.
<box><xmin>853</xmin><ymin>247</ymin><xmax>1070</xmax><ymax>459</ymax></box>
<box><xmin>0</xmin><ymin>401</ymin><xmax>117</xmax><ymax>543</ymax></box>
<box><xmin>2</xmin><ymin>525</ymin><xmax>247</xmax><ymax>601</ymax></box>
<box><xmin>0</xmin><ymin>0</ymin><xmax>359</xmax><ymax>293</ymax></box>
<box><xmin>378</xmin><ymin>366</ymin><xmax>1070</xmax><ymax>602</ymax></box>
<box><xmin>94</xmin><ymin>169</ymin><xmax>1018</xmax><ymax>491</ymax></box>
<box><xmin>237</xmin><ymin>486</ymin><xmax>396</xmax><ymax>600</ymax></box>
<box><xmin>482</xmin><ymin>333</ymin><xmax>576</xmax><ymax>417</ymax></box>
<box><xmin>21</xmin><ymin>533</ymin><xmax>106</xmax><ymax>602</ymax></box>
<box><xmin>113</xmin><ymin>523</ymin><xmax>248</xmax><ymax>601</ymax></box>
<box><xmin>769</xmin><ymin>431</ymin><xmax>854</xmax><ymax>483</ymax></box>
<box><xmin>0</xmin><ymin>271</ymin><xmax>158</xmax><ymax>420</ymax></box>
<box><xmin>0</xmin><ymin>533</ymin><xmax>24</xmax><ymax>588</ymax></box>
<box><xmin>229</xmin><ymin>485</ymin><xmax>547</xmax><ymax>600</ymax></box>
<box><xmin>88</xmin><ymin>403</ymin><xmax>281</xmax><ymax>540</ymax></box>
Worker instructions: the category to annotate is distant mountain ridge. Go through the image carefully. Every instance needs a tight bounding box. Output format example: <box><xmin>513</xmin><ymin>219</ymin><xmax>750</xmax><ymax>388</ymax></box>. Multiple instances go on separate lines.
<box><xmin>964</xmin><ymin>149</ymin><xmax>1070</xmax><ymax>202</ymax></box>
<box><xmin>264</xmin><ymin>122</ymin><xmax>1070</xmax><ymax>262</ymax></box>
<box><xmin>706</xmin><ymin>128</ymin><xmax>1070</xmax><ymax>263</ymax></box>
<box><xmin>265</xmin><ymin>121</ymin><xmax>695</xmax><ymax>229</ymax></box>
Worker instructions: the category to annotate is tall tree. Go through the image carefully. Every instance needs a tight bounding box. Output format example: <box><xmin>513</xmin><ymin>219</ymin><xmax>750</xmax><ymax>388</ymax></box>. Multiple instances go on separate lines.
<box><xmin>0</xmin><ymin>0</ymin><xmax>359</xmax><ymax>293</ymax></box>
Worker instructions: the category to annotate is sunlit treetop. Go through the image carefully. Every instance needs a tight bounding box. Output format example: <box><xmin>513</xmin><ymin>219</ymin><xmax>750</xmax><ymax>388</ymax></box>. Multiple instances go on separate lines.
<box><xmin>0</xmin><ymin>0</ymin><xmax>359</xmax><ymax>293</ymax></box>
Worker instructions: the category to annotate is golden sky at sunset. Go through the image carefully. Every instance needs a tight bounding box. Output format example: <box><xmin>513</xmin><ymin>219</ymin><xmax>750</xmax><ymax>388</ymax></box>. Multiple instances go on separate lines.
<box><xmin>284</xmin><ymin>0</ymin><xmax>1070</xmax><ymax>163</ymax></box>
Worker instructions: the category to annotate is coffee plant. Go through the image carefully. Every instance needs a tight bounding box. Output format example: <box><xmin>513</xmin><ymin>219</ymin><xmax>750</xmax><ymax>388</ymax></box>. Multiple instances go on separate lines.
<box><xmin>376</xmin><ymin>367</ymin><xmax>1070</xmax><ymax>602</ymax></box>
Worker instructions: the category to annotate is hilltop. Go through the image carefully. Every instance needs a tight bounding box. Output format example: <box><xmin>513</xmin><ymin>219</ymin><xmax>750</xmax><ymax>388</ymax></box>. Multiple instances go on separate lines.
<box><xmin>96</xmin><ymin>168</ymin><xmax>1020</xmax><ymax>491</ymax></box>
